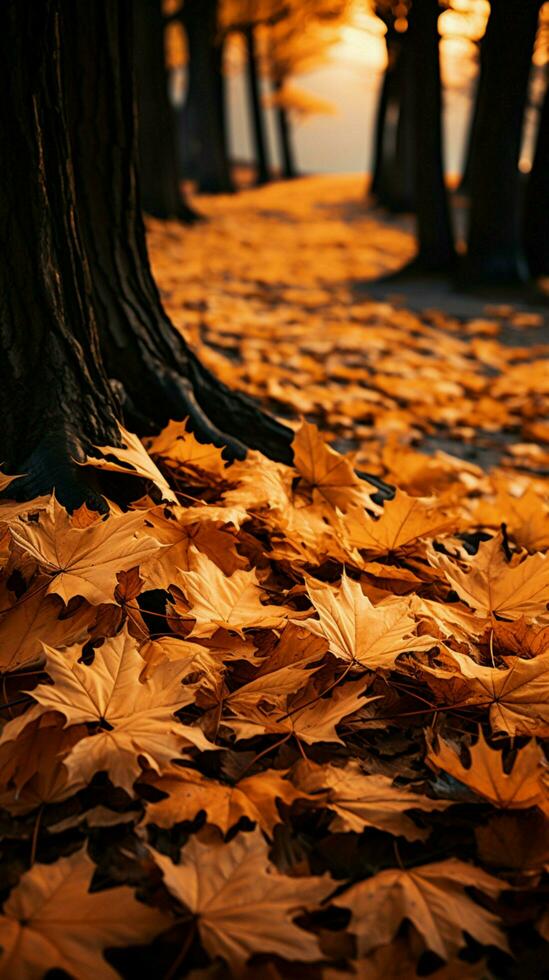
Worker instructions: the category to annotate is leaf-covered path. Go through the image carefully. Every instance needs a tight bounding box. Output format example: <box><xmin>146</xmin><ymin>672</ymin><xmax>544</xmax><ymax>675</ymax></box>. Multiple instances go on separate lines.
<box><xmin>0</xmin><ymin>176</ymin><xmax>548</xmax><ymax>979</ymax></box>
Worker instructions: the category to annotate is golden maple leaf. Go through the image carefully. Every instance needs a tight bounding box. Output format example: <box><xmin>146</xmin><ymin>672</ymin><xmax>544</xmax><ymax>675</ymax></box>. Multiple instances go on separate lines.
<box><xmin>428</xmin><ymin>730</ymin><xmax>547</xmax><ymax>810</ymax></box>
<box><xmin>174</xmin><ymin>547</ymin><xmax>291</xmax><ymax>638</ymax></box>
<box><xmin>432</xmin><ymin>533</ymin><xmax>549</xmax><ymax>621</ymax></box>
<box><xmin>292</xmin><ymin>420</ymin><xmax>374</xmax><ymax>512</ymax></box>
<box><xmin>79</xmin><ymin>424</ymin><xmax>177</xmax><ymax>502</ymax></box>
<box><xmin>0</xmin><ymin>850</ymin><xmax>167</xmax><ymax>979</ymax></box>
<box><xmin>1</xmin><ymin>630</ymin><xmax>211</xmax><ymax>793</ymax></box>
<box><xmin>292</xmin><ymin>760</ymin><xmax>449</xmax><ymax>840</ymax></box>
<box><xmin>154</xmin><ymin>829</ymin><xmax>334</xmax><ymax>972</ymax></box>
<box><xmin>9</xmin><ymin>498</ymin><xmax>163</xmax><ymax>606</ymax></box>
<box><xmin>144</xmin><ymin>766</ymin><xmax>308</xmax><ymax>835</ymax></box>
<box><xmin>298</xmin><ymin>571</ymin><xmax>436</xmax><ymax>670</ymax></box>
<box><xmin>344</xmin><ymin>490</ymin><xmax>456</xmax><ymax>556</ymax></box>
<box><xmin>334</xmin><ymin>859</ymin><xmax>507</xmax><ymax>959</ymax></box>
<box><xmin>144</xmin><ymin>418</ymin><xmax>227</xmax><ymax>476</ymax></box>
<box><xmin>441</xmin><ymin>649</ymin><xmax>549</xmax><ymax>737</ymax></box>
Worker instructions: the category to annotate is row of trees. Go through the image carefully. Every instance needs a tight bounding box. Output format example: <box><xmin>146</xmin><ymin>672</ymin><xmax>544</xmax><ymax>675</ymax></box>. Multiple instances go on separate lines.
<box><xmin>370</xmin><ymin>0</ymin><xmax>549</xmax><ymax>283</ymax></box>
<box><xmin>136</xmin><ymin>0</ymin><xmax>350</xmax><ymax>216</ymax></box>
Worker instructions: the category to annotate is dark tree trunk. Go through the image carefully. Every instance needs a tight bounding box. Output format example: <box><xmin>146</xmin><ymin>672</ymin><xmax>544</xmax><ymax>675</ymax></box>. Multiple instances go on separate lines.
<box><xmin>244</xmin><ymin>25</ymin><xmax>270</xmax><ymax>186</ymax></box>
<box><xmin>465</xmin><ymin>0</ymin><xmax>541</xmax><ymax>284</ymax></box>
<box><xmin>0</xmin><ymin>0</ymin><xmax>299</xmax><ymax>507</ymax></box>
<box><xmin>392</xmin><ymin>37</ymin><xmax>416</xmax><ymax>212</ymax></box>
<box><xmin>0</xmin><ymin>0</ymin><xmax>121</xmax><ymax>504</ymax></box>
<box><xmin>370</xmin><ymin>44</ymin><xmax>392</xmax><ymax>200</ymax></box>
<box><xmin>134</xmin><ymin>0</ymin><xmax>201</xmax><ymax>223</ymax></box>
<box><xmin>181</xmin><ymin>0</ymin><xmax>233</xmax><ymax>194</ymax></box>
<box><xmin>272</xmin><ymin>78</ymin><xmax>297</xmax><ymax>180</ymax></box>
<box><xmin>409</xmin><ymin>0</ymin><xmax>455</xmax><ymax>270</ymax></box>
<box><xmin>369</xmin><ymin>35</ymin><xmax>409</xmax><ymax>209</ymax></box>
<box><xmin>524</xmin><ymin>79</ymin><xmax>549</xmax><ymax>277</ymax></box>
<box><xmin>458</xmin><ymin>36</ymin><xmax>486</xmax><ymax>195</ymax></box>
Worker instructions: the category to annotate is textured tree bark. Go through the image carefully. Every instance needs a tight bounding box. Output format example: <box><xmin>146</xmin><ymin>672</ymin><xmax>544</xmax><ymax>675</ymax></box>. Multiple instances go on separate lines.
<box><xmin>465</xmin><ymin>0</ymin><xmax>541</xmax><ymax>284</ymax></box>
<box><xmin>244</xmin><ymin>25</ymin><xmax>271</xmax><ymax>186</ymax></box>
<box><xmin>0</xmin><ymin>0</ymin><xmax>121</xmax><ymax>505</ymax></box>
<box><xmin>524</xmin><ymin>80</ymin><xmax>549</xmax><ymax>277</ymax></box>
<box><xmin>181</xmin><ymin>0</ymin><xmax>234</xmax><ymax>194</ymax></box>
<box><xmin>272</xmin><ymin>78</ymin><xmax>297</xmax><ymax>180</ymax></box>
<box><xmin>409</xmin><ymin>0</ymin><xmax>455</xmax><ymax>270</ymax></box>
<box><xmin>134</xmin><ymin>0</ymin><xmax>201</xmax><ymax>224</ymax></box>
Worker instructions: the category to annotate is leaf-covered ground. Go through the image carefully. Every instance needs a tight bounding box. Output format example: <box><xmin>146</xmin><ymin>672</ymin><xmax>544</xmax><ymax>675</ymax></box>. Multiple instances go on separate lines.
<box><xmin>1</xmin><ymin>176</ymin><xmax>548</xmax><ymax>979</ymax></box>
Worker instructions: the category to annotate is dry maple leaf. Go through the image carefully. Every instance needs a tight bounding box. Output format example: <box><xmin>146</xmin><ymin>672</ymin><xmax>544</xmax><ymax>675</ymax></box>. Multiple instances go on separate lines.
<box><xmin>0</xmin><ymin>713</ymin><xmax>87</xmax><ymax>815</ymax></box>
<box><xmin>297</xmin><ymin>571</ymin><xmax>436</xmax><ymax>671</ymax></box>
<box><xmin>0</xmin><ymin>850</ymin><xmax>167</xmax><ymax>979</ymax></box>
<box><xmin>79</xmin><ymin>424</ymin><xmax>177</xmax><ymax>502</ymax></box>
<box><xmin>228</xmin><ymin>677</ymin><xmax>373</xmax><ymax>745</ymax></box>
<box><xmin>292</xmin><ymin>760</ymin><xmax>449</xmax><ymax>840</ymax></box>
<box><xmin>0</xmin><ymin>580</ymin><xmax>97</xmax><ymax>672</ymax></box>
<box><xmin>9</xmin><ymin>498</ymin><xmax>163</xmax><ymax>606</ymax></box>
<box><xmin>1</xmin><ymin>630</ymin><xmax>210</xmax><ymax>793</ymax></box>
<box><xmin>175</xmin><ymin>548</ymin><xmax>291</xmax><ymax>638</ymax></box>
<box><xmin>442</xmin><ymin>649</ymin><xmax>549</xmax><ymax>737</ymax></box>
<box><xmin>292</xmin><ymin>420</ymin><xmax>374</xmax><ymax>512</ymax></box>
<box><xmin>432</xmin><ymin>534</ymin><xmax>549</xmax><ymax>621</ymax></box>
<box><xmin>144</xmin><ymin>418</ymin><xmax>227</xmax><ymax>476</ymax></box>
<box><xmin>344</xmin><ymin>490</ymin><xmax>456</xmax><ymax>556</ymax></box>
<box><xmin>428</xmin><ymin>731</ymin><xmax>547</xmax><ymax>810</ymax></box>
<box><xmin>154</xmin><ymin>829</ymin><xmax>333</xmax><ymax>972</ymax></box>
<box><xmin>334</xmin><ymin>858</ymin><xmax>507</xmax><ymax>959</ymax></box>
<box><xmin>144</xmin><ymin>766</ymin><xmax>308</xmax><ymax>835</ymax></box>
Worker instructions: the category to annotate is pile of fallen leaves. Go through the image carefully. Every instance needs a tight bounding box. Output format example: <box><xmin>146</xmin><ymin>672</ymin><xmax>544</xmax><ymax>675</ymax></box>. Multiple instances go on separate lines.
<box><xmin>0</xmin><ymin>413</ymin><xmax>548</xmax><ymax>978</ymax></box>
<box><xmin>1</xmin><ymin>178</ymin><xmax>549</xmax><ymax>978</ymax></box>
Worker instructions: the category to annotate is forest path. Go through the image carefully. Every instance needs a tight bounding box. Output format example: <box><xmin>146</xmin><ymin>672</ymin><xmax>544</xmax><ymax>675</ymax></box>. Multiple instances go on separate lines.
<box><xmin>147</xmin><ymin>174</ymin><xmax>548</xmax><ymax>477</ymax></box>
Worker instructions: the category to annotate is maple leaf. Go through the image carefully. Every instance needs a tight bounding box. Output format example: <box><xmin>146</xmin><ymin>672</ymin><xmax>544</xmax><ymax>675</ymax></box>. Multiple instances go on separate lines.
<box><xmin>154</xmin><ymin>829</ymin><xmax>333</xmax><ymax>971</ymax></box>
<box><xmin>432</xmin><ymin>534</ymin><xmax>549</xmax><ymax>621</ymax></box>
<box><xmin>0</xmin><ymin>581</ymin><xmax>97</xmax><ymax>672</ymax></box>
<box><xmin>80</xmin><ymin>424</ymin><xmax>177</xmax><ymax>502</ymax></box>
<box><xmin>442</xmin><ymin>649</ymin><xmax>549</xmax><ymax>737</ymax></box>
<box><xmin>292</xmin><ymin>420</ymin><xmax>374</xmax><ymax>511</ymax></box>
<box><xmin>144</xmin><ymin>417</ymin><xmax>228</xmax><ymax>476</ymax></box>
<box><xmin>344</xmin><ymin>490</ymin><xmax>456</xmax><ymax>556</ymax></box>
<box><xmin>144</xmin><ymin>767</ymin><xmax>308</xmax><ymax>835</ymax></box>
<box><xmin>0</xmin><ymin>849</ymin><xmax>167</xmax><ymax>980</ymax></box>
<box><xmin>334</xmin><ymin>859</ymin><xmax>507</xmax><ymax>959</ymax></box>
<box><xmin>428</xmin><ymin>731</ymin><xmax>547</xmax><ymax>810</ymax></box>
<box><xmin>228</xmin><ymin>677</ymin><xmax>373</xmax><ymax>745</ymax></box>
<box><xmin>298</xmin><ymin>571</ymin><xmax>436</xmax><ymax>670</ymax></box>
<box><xmin>174</xmin><ymin>548</ymin><xmax>291</xmax><ymax>638</ymax></box>
<box><xmin>1</xmin><ymin>630</ymin><xmax>211</xmax><ymax>793</ymax></box>
<box><xmin>293</xmin><ymin>760</ymin><xmax>449</xmax><ymax>840</ymax></box>
<box><xmin>9</xmin><ymin>498</ymin><xmax>163</xmax><ymax>605</ymax></box>
<box><xmin>0</xmin><ymin>713</ymin><xmax>87</xmax><ymax>815</ymax></box>
<box><xmin>141</xmin><ymin>505</ymin><xmax>247</xmax><ymax>590</ymax></box>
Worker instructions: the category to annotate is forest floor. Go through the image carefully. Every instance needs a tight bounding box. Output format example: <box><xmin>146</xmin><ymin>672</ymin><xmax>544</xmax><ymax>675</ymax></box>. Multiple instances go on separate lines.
<box><xmin>148</xmin><ymin>173</ymin><xmax>549</xmax><ymax>475</ymax></box>
<box><xmin>1</xmin><ymin>176</ymin><xmax>549</xmax><ymax>980</ymax></box>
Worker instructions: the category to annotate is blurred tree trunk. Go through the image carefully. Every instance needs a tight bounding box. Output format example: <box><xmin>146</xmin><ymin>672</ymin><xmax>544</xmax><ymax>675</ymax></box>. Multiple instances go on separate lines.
<box><xmin>370</xmin><ymin>38</ymin><xmax>394</xmax><ymax>200</ymax></box>
<box><xmin>524</xmin><ymin>79</ymin><xmax>549</xmax><ymax>277</ymax></box>
<box><xmin>409</xmin><ymin>0</ymin><xmax>455</xmax><ymax>270</ymax></box>
<box><xmin>0</xmin><ymin>0</ymin><xmax>293</xmax><ymax>505</ymax></box>
<box><xmin>465</xmin><ymin>0</ymin><xmax>541</xmax><ymax>284</ymax></box>
<box><xmin>244</xmin><ymin>24</ymin><xmax>270</xmax><ymax>185</ymax></box>
<box><xmin>181</xmin><ymin>0</ymin><xmax>234</xmax><ymax>194</ymax></box>
<box><xmin>134</xmin><ymin>0</ymin><xmax>200</xmax><ymax>223</ymax></box>
<box><xmin>370</xmin><ymin>32</ymin><xmax>415</xmax><ymax>211</ymax></box>
<box><xmin>272</xmin><ymin>78</ymin><xmax>297</xmax><ymax>179</ymax></box>
<box><xmin>458</xmin><ymin>36</ymin><xmax>486</xmax><ymax>195</ymax></box>
<box><xmin>392</xmin><ymin>37</ymin><xmax>416</xmax><ymax>212</ymax></box>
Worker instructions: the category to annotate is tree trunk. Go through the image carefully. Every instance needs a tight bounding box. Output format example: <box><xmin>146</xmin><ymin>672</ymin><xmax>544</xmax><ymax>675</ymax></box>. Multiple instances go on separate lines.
<box><xmin>272</xmin><ymin>78</ymin><xmax>297</xmax><ymax>180</ymax></box>
<box><xmin>369</xmin><ymin>35</ymin><xmax>408</xmax><ymax>209</ymax></box>
<box><xmin>524</xmin><ymin>79</ymin><xmax>549</xmax><ymax>277</ymax></box>
<box><xmin>181</xmin><ymin>0</ymin><xmax>233</xmax><ymax>194</ymax></box>
<box><xmin>392</xmin><ymin>37</ymin><xmax>416</xmax><ymax>212</ymax></box>
<box><xmin>0</xmin><ymin>0</ymin><xmax>121</xmax><ymax>505</ymax></box>
<box><xmin>458</xmin><ymin>36</ymin><xmax>486</xmax><ymax>195</ymax></box>
<box><xmin>465</xmin><ymin>0</ymin><xmax>541</xmax><ymax>284</ymax></box>
<box><xmin>244</xmin><ymin>25</ymin><xmax>270</xmax><ymax>186</ymax></box>
<box><xmin>409</xmin><ymin>0</ymin><xmax>455</xmax><ymax>270</ymax></box>
<box><xmin>134</xmin><ymin>0</ymin><xmax>201</xmax><ymax>223</ymax></box>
